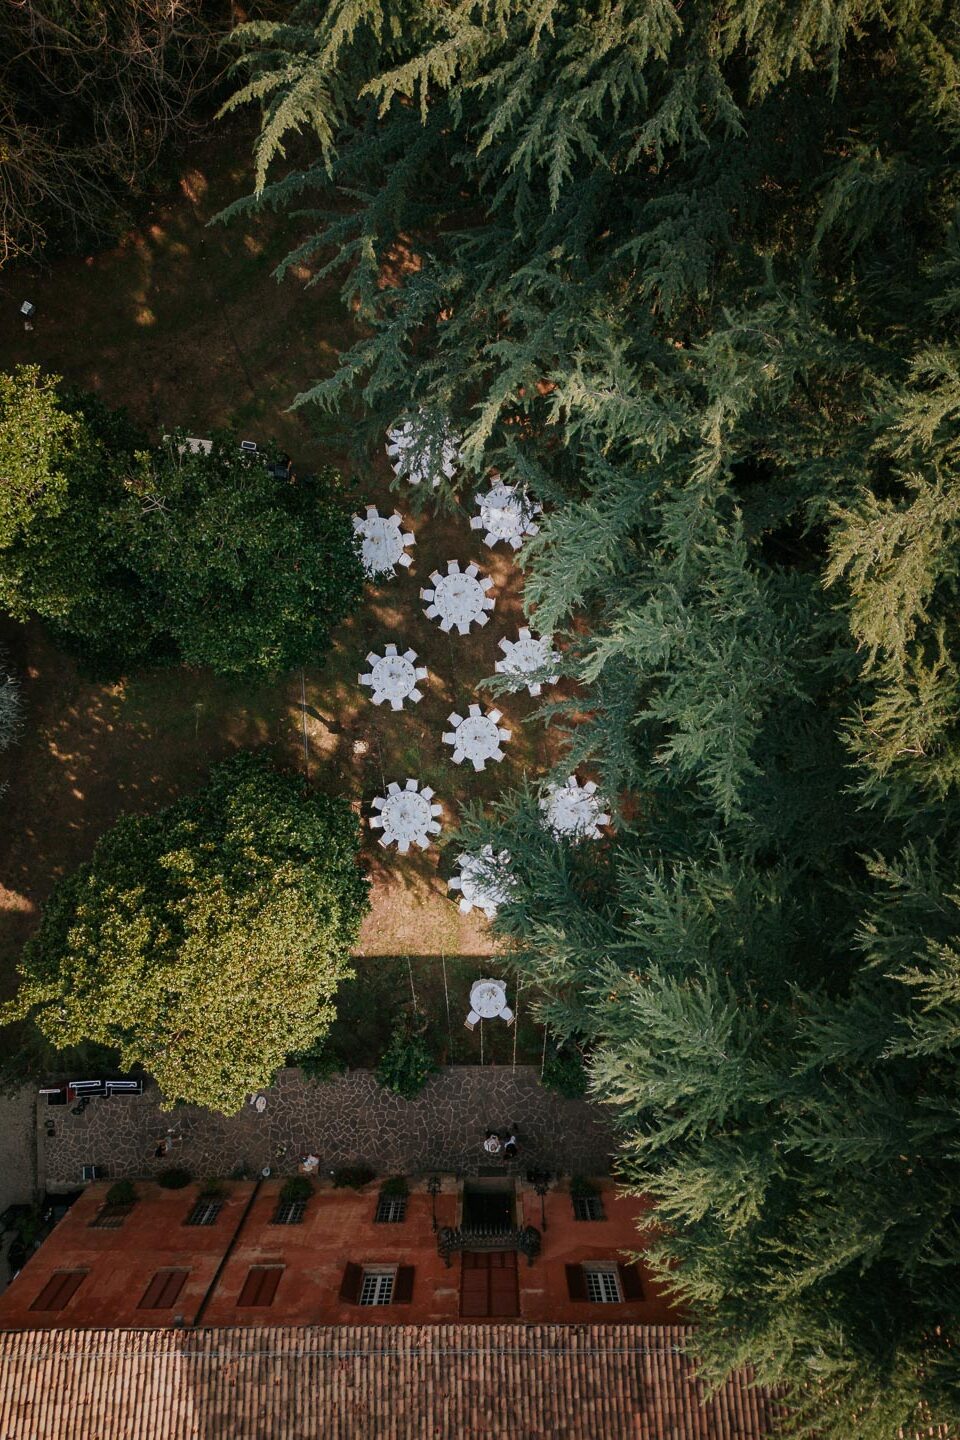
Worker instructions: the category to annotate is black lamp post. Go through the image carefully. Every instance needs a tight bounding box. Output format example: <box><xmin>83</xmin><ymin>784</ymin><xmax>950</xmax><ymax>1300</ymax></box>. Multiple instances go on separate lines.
<box><xmin>529</xmin><ymin>1169</ymin><xmax>551</xmax><ymax>1232</ymax></box>
<box><xmin>427</xmin><ymin>1174</ymin><xmax>442</xmax><ymax>1231</ymax></box>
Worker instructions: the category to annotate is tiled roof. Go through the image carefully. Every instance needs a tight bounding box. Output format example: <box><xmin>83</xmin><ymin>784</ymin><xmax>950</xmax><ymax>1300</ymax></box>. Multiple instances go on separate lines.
<box><xmin>0</xmin><ymin>1324</ymin><xmax>781</xmax><ymax>1440</ymax></box>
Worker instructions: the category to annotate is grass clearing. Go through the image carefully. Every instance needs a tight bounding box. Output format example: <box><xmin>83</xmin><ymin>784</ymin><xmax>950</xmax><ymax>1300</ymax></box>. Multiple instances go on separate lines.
<box><xmin>0</xmin><ymin>119</ymin><xmax>567</xmax><ymax>992</ymax></box>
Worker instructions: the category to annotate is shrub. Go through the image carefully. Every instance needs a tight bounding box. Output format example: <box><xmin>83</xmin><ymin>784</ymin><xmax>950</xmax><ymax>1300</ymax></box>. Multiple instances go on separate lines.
<box><xmin>156</xmin><ymin>1167</ymin><xmax>192</xmax><ymax>1189</ymax></box>
<box><xmin>295</xmin><ymin>1038</ymin><xmax>346</xmax><ymax>1083</ymax></box>
<box><xmin>541</xmin><ymin>1044</ymin><xmax>588</xmax><ymax>1099</ymax></box>
<box><xmin>375</xmin><ymin>1012</ymin><xmax>438</xmax><ymax>1099</ymax></box>
<box><xmin>280</xmin><ymin>1176</ymin><xmax>313</xmax><ymax>1203</ymax></box>
<box><xmin>105</xmin><ymin>1180</ymin><xmax>136</xmax><ymax>1206</ymax></box>
<box><xmin>331</xmin><ymin>1165</ymin><xmax>375</xmax><ymax>1189</ymax></box>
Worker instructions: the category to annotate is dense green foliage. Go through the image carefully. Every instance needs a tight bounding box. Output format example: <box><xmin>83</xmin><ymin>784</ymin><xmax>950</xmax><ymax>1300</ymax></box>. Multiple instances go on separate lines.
<box><xmin>0</xmin><ymin>366</ymin><xmax>364</xmax><ymax>676</ymax></box>
<box><xmin>3</xmin><ymin>752</ymin><xmax>369</xmax><ymax>1111</ymax></box>
<box><xmin>540</xmin><ymin>1042</ymin><xmax>588</xmax><ymax>1100</ymax></box>
<box><xmin>228</xmin><ymin>2</ymin><xmax>960</xmax><ymax>1434</ymax></box>
<box><xmin>375</xmin><ymin>1010</ymin><xmax>438</xmax><ymax>1098</ymax></box>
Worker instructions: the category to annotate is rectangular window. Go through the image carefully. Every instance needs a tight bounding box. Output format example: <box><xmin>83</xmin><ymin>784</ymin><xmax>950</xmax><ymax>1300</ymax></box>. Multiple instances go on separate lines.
<box><xmin>138</xmin><ymin>1269</ymin><xmax>188</xmax><ymax>1309</ymax></box>
<box><xmin>359</xmin><ymin>1269</ymin><xmax>395</xmax><ymax>1306</ymax></box>
<box><xmin>185</xmin><ymin>1199</ymin><xmax>222</xmax><ymax>1227</ymax></box>
<box><xmin>585</xmin><ymin>1267</ymin><xmax>622</xmax><ymax>1304</ymax></box>
<box><xmin>30</xmin><ymin>1270</ymin><xmax>87</xmax><ymax>1312</ymax></box>
<box><xmin>374</xmin><ymin>1195</ymin><xmax>407</xmax><ymax>1224</ymax></box>
<box><xmin>237</xmin><ymin>1265</ymin><xmax>284</xmax><ymax>1307</ymax></box>
<box><xmin>270</xmin><ymin>1200</ymin><xmax>306</xmax><ymax>1226</ymax></box>
<box><xmin>90</xmin><ymin>1202</ymin><xmax>134</xmax><ymax>1229</ymax></box>
<box><xmin>572</xmin><ymin>1194</ymin><xmax>605</xmax><ymax>1222</ymax></box>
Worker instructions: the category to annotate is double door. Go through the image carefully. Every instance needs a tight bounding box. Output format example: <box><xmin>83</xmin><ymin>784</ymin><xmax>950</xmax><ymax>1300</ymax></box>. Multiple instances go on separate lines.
<box><xmin>460</xmin><ymin>1250</ymin><xmax>519</xmax><ymax>1318</ymax></box>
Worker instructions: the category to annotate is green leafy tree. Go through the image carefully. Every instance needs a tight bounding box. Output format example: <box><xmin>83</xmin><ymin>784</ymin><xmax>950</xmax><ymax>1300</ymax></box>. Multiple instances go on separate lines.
<box><xmin>227</xmin><ymin>2</ymin><xmax>960</xmax><ymax>1434</ymax></box>
<box><xmin>0</xmin><ymin>370</ymin><xmax>364</xmax><ymax>675</ymax></box>
<box><xmin>125</xmin><ymin>436</ymin><xmax>364</xmax><ymax>675</ymax></box>
<box><xmin>3</xmin><ymin>752</ymin><xmax>369</xmax><ymax>1111</ymax></box>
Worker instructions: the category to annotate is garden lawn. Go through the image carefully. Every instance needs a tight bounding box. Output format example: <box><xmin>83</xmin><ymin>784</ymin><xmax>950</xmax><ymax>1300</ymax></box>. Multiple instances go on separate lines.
<box><xmin>0</xmin><ymin>119</ymin><xmax>567</xmax><ymax>992</ymax></box>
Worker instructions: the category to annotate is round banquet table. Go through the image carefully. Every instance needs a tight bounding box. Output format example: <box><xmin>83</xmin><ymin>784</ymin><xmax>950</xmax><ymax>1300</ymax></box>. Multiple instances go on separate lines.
<box><xmin>541</xmin><ymin>778</ymin><xmax>610</xmax><ymax>840</ymax></box>
<box><xmin>370</xmin><ymin>653</ymin><xmax>417</xmax><ymax>704</ymax></box>
<box><xmin>354</xmin><ymin>510</ymin><xmax>411</xmax><ymax>576</ymax></box>
<box><xmin>470</xmin><ymin>978</ymin><xmax>508</xmax><ymax>1020</ymax></box>
<box><xmin>475</xmin><ymin>482</ymin><xmax>537</xmax><ymax>548</ymax></box>
<box><xmin>434</xmin><ymin>572</ymin><xmax>486</xmax><ymax>630</ymax></box>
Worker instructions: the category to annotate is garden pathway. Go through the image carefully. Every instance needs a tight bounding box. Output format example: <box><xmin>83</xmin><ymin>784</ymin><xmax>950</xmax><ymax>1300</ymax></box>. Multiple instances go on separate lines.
<box><xmin>41</xmin><ymin>1067</ymin><xmax>615</xmax><ymax>1187</ymax></box>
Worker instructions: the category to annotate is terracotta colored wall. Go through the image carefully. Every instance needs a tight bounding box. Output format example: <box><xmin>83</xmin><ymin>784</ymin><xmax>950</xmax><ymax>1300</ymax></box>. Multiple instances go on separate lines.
<box><xmin>519</xmin><ymin>1187</ymin><xmax>675</xmax><ymax>1324</ymax></box>
<box><xmin>203</xmin><ymin>1180</ymin><xmax>462</xmax><ymax>1327</ymax></box>
<box><xmin>0</xmin><ymin>1182</ymin><xmax>255</xmax><ymax>1331</ymax></box>
<box><xmin>0</xmin><ymin>1178</ymin><xmax>680</xmax><ymax>1330</ymax></box>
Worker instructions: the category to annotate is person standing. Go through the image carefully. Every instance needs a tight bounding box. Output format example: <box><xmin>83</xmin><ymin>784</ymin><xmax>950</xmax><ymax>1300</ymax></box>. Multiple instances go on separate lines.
<box><xmin>483</xmin><ymin>1131</ymin><xmax>502</xmax><ymax>1155</ymax></box>
<box><xmin>503</xmin><ymin>1131</ymin><xmax>518</xmax><ymax>1159</ymax></box>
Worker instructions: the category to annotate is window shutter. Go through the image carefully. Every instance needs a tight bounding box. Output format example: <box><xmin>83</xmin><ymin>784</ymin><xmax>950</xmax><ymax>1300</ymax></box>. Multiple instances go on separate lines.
<box><xmin>139</xmin><ymin>1269</ymin><xmax>188</xmax><ymax>1309</ymax></box>
<box><xmin>339</xmin><ymin>1262</ymin><xmax>363</xmax><ymax>1304</ymax></box>
<box><xmin>238</xmin><ymin>1265</ymin><xmax>283</xmax><ymax>1307</ymax></box>
<box><xmin>30</xmin><ymin>1270</ymin><xmax>87</xmax><ymax>1311</ymax></box>
<box><xmin>565</xmin><ymin>1264</ymin><xmax>587</xmax><ymax>1301</ymax></box>
<box><xmin>618</xmin><ymin>1262</ymin><xmax>644</xmax><ymax>1300</ymax></box>
<box><xmin>393</xmin><ymin>1266</ymin><xmax>415</xmax><ymax>1304</ymax></box>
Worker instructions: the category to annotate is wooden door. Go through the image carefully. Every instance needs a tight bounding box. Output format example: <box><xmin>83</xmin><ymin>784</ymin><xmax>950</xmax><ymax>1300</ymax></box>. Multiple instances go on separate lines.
<box><xmin>460</xmin><ymin>1250</ymin><xmax>519</xmax><ymax>1318</ymax></box>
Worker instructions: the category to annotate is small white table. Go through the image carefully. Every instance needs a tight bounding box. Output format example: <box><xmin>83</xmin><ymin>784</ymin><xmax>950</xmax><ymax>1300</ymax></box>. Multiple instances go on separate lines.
<box><xmin>541</xmin><ymin>776</ymin><xmax>611</xmax><ymax>840</ymax></box>
<box><xmin>496</xmin><ymin>627</ymin><xmax>559</xmax><ymax>697</ymax></box>
<box><xmin>443</xmin><ymin>703</ymin><xmax>511</xmax><ymax>771</ymax></box>
<box><xmin>421</xmin><ymin>561</ymin><xmax>495</xmax><ymax>635</ymax></box>
<box><xmin>448</xmin><ymin>846</ymin><xmax>513</xmax><ymax>919</ymax></box>
<box><xmin>386</xmin><ymin>413</ymin><xmax>460</xmax><ymax>487</ymax></box>
<box><xmin>466</xmin><ymin>977</ymin><xmax>514</xmax><ymax>1028</ymax></box>
<box><xmin>369</xmin><ymin>779</ymin><xmax>443</xmax><ymax>853</ymax></box>
<box><xmin>352</xmin><ymin>506</ymin><xmax>415</xmax><ymax>578</ymax></box>
<box><xmin>359</xmin><ymin>644</ymin><xmax>427</xmax><ymax>711</ymax></box>
<box><xmin>470</xmin><ymin>481</ymin><xmax>541</xmax><ymax>550</ymax></box>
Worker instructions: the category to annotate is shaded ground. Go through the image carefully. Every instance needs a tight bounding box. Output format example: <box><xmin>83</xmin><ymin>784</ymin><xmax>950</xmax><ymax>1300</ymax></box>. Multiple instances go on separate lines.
<box><xmin>326</xmin><ymin>956</ymin><xmax>549</xmax><ymax>1070</ymax></box>
<box><xmin>0</xmin><ymin>119</ymin><xmax>568</xmax><ymax>986</ymax></box>
<box><xmin>0</xmin><ymin>1087</ymin><xmax>36</xmax><ymax>1288</ymax></box>
<box><xmin>41</xmin><ymin>1066</ymin><xmax>614</xmax><ymax>1186</ymax></box>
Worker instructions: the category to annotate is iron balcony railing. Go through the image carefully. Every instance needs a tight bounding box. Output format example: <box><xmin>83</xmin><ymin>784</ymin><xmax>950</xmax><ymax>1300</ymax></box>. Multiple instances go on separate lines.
<box><xmin>437</xmin><ymin>1223</ymin><xmax>542</xmax><ymax>1266</ymax></box>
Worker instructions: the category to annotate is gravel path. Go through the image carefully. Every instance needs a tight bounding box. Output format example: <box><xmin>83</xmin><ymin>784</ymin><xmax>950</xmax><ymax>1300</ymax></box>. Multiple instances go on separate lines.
<box><xmin>43</xmin><ymin>1066</ymin><xmax>614</xmax><ymax>1186</ymax></box>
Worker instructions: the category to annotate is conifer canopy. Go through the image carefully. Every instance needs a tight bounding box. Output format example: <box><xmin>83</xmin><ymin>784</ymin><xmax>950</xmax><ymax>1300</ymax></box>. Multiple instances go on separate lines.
<box><xmin>227</xmin><ymin>4</ymin><xmax>960</xmax><ymax>1433</ymax></box>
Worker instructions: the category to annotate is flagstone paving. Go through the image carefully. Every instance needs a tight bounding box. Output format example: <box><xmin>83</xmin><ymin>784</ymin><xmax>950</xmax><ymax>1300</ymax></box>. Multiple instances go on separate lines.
<box><xmin>41</xmin><ymin>1067</ymin><xmax>615</xmax><ymax>1187</ymax></box>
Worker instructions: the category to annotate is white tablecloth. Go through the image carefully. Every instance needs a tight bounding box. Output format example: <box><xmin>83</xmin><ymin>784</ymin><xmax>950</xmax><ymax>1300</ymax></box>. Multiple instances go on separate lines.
<box><xmin>353</xmin><ymin>507</ymin><xmax>415</xmax><ymax>577</ymax></box>
<box><xmin>496</xmin><ymin>626</ymin><xmax>559</xmax><ymax>697</ymax></box>
<box><xmin>471</xmin><ymin>482</ymin><xmax>540</xmax><ymax>550</ymax></box>
<box><xmin>541</xmin><ymin>777</ymin><xmax>611</xmax><ymax>840</ymax></box>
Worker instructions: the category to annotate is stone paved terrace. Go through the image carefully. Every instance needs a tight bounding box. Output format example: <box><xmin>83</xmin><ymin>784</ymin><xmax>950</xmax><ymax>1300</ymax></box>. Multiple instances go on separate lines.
<box><xmin>41</xmin><ymin>1067</ymin><xmax>615</xmax><ymax>1188</ymax></box>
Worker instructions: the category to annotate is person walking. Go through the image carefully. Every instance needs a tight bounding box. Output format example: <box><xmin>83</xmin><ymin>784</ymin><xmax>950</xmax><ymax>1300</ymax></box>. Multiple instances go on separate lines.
<box><xmin>483</xmin><ymin>1130</ymin><xmax>502</xmax><ymax>1155</ymax></box>
<box><xmin>503</xmin><ymin>1131</ymin><xmax>519</xmax><ymax>1159</ymax></box>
